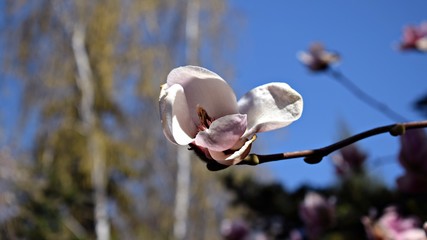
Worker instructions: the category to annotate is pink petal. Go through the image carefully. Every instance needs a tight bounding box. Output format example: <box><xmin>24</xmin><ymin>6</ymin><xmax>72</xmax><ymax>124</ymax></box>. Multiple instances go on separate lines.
<box><xmin>159</xmin><ymin>84</ymin><xmax>197</xmax><ymax>145</ymax></box>
<box><xmin>167</xmin><ymin>66</ymin><xmax>239</xmax><ymax>123</ymax></box>
<box><xmin>238</xmin><ymin>82</ymin><xmax>303</xmax><ymax>138</ymax></box>
<box><xmin>399</xmin><ymin>129</ymin><xmax>427</xmax><ymax>172</ymax></box>
<box><xmin>209</xmin><ymin>136</ymin><xmax>256</xmax><ymax>165</ymax></box>
<box><xmin>195</xmin><ymin>114</ymin><xmax>247</xmax><ymax>152</ymax></box>
<box><xmin>397</xmin><ymin>229</ymin><xmax>426</xmax><ymax>240</ymax></box>
<box><xmin>403</xmin><ymin>27</ymin><xmax>419</xmax><ymax>45</ymax></box>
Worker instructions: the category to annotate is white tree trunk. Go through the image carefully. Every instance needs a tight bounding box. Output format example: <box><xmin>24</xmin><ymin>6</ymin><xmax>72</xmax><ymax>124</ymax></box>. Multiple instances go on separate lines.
<box><xmin>173</xmin><ymin>147</ymin><xmax>191</xmax><ymax>240</ymax></box>
<box><xmin>72</xmin><ymin>24</ymin><xmax>110</xmax><ymax>240</ymax></box>
<box><xmin>173</xmin><ymin>0</ymin><xmax>200</xmax><ymax>239</ymax></box>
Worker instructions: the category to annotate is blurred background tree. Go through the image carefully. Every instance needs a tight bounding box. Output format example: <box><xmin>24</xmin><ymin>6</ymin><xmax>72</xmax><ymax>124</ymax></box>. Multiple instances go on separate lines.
<box><xmin>0</xmin><ymin>0</ymin><xmax>247</xmax><ymax>239</ymax></box>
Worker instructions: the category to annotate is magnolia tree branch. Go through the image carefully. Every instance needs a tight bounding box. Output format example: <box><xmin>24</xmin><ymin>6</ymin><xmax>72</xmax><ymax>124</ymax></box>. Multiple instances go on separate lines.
<box><xmin>196</xmin><ymin>120</ymin><xmax>427</xmax><ymax>171</ymax></box>
<box><xmin>238</xmin><ymin>120</ymin><xmax>427</xmax><ymax>167</ymax></box>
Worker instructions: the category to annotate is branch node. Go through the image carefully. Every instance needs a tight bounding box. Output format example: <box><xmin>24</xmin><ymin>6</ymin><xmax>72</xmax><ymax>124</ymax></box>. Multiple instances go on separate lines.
<box><xmin>304</xmin><ymin>155</ymin><xmax>323</xmax><ymax>164</ymax></box>
<box><xmin>390</xmin><ymin>124</ymin><xmax>406</xmax><ymax>136</ymax></box>
<box><xmin>243</xmin><ymin>154</ymin><xmax>260</xmax><ymax>165</ymax></box>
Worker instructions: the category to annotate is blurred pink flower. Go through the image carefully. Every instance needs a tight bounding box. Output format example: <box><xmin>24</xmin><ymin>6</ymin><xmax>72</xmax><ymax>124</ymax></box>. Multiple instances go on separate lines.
<box><xmin>220</xmin><ymin>219</ymin><xmax>249</xmax><ymax>240</ymax></box>
<box><xmin>300</xmin><ymin>191</ymin><xmax>335</xmax><ymax>240</ymax></box>
<box><xmin>397</xmin><ymin>129</ymin><xmax>427</xmax><ymax>193</ymax></box>
<box><xmin>379</xmin><ymin>207</ymin><xmax>419</xmax><ymax>237</ymax></box>
<box><xmin>398</xmin><ymin>229</ymin><xmax>427</xmax><ymax>240</ymax></box>
<box><xmin>396</xmin><ymin>172</ymin><xmax>427</xmax><ymax>194</ymax></box>
<box><xmin>332</xmin><ymin>143</ymin><xmax>367</xmax><ymax>177</ymax></box>
<box><xmin>363</xmin><ymin>207</ymin><xmax>426</xmax><ymax>240</ymax></box>
<box><xmin>220</xmin><ymin>219</ymin><xmax>269</xmax><ymax>240</ymax></box>
<box><xmin>298</xmin><ymin>43</ymin><xmax>340</xmax><ymax>71</ymax></box>
<box><xmin>399</xmin><ymin>22</ymin><xmax>427</xmax><ymax>52</ymax></box>
<box><xmin>289</xmin><ymin>229</ymin><xmax>303</xmax><ymax>240</ymax></box>
<box><xmin>159</xmin><ymin>66</ymin><xmax>303</xmax><ymax>166</ymax></box>
<box><xmin>399</xmin><ymin>129</ymin><xmax>427</xmax><ymax>173</ymax></box>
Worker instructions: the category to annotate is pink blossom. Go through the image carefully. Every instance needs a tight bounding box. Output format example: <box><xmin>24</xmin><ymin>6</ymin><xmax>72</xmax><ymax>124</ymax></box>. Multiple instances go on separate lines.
<box><xmin>220</xmin><ymin>219</ymin><xmax>249</xmax><ymax>240</ymax></box>
<box><xmin>399</xmin><ymin>22</ymin><xmax>427</xmax><ymax>52</ymax></box>
<box><xmin>298</xmin><ymin>43</ymin><xmax>340</xmax><ymax>72</ymax></box>
<box><xmin>363</xmin><ymin>207</ymin><xmax>426</xmax><ymax>240</ymax></box>
<box><xmin>159</xmin><ymin>66</ymin><xmax>303</xmax><ymax>165</ymax></box>
<box><xmin>299</xmin><ymin>192</ymin><xmax>335</xmax><ymax>239</ymax></box>
<box><xmin>332</xmin><ymin>143</ymin><xmax>367</xmax><ymax>177</ymax></box>
<box><xmin>289</xmin><ymin>229</ymin><xmax>303</xmax><ymax>240</ymax></box>
<box><xmin>399</xmin><ymin>129</ymin><xmax>427</xmax><ymax>173</ymax></box>
<box><xmin>397</xmin><ymin>129</ymin><xmax>427</xmax><ymax>193</ymax></box>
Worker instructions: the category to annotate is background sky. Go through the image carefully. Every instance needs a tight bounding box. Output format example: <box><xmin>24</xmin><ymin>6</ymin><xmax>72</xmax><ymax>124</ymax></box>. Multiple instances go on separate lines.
<box><xmin>0</xmin><ymin>0</ymin><xmax>425</xmax><ymax>192</ymax></box>
<box><xmin>227</xmin><ymin>1</ymin><xmax>427</xmax><ymax>190</ymax></box>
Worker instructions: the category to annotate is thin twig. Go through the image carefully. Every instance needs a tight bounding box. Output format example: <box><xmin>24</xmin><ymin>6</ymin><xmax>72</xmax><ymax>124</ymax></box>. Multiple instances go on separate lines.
<box><xmin>328</xmin><ymin>69</ymin><xmax>408</xmax><ymax>122</ymax></box>
<box><xmin>238</xmin><ymin>120</ymin><xmax>427</xmax><ymax>166</ymax></box>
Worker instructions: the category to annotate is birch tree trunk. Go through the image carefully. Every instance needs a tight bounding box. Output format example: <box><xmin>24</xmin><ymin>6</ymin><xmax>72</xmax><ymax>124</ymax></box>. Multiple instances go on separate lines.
<box><xmin>173</xmin><ymin>0</ymin><xmax>200</xmax><ymax>239</ymax></box>
<box><xmin>72</xmin><ymin>24</ymin><xmax>110</xmax><ymax>240</ymax></box>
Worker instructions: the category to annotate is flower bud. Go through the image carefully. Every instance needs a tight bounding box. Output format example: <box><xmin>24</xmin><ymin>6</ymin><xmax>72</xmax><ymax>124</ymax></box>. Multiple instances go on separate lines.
<box><xmin>298</xmin><ymin>42</ymin><xmax>340</xmax><ymax>72</ymax></box>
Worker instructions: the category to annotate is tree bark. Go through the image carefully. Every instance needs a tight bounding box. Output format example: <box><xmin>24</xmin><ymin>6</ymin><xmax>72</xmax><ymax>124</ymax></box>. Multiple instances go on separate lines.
<box><xmin>72</xmin><ymin>24</ymin><xmax>110</xmax><ymax>240</ymax></box>
<box><xmin>173</xmin><ymin>0</ymin><xmax>200</xmax><ymax>239</ymax></box>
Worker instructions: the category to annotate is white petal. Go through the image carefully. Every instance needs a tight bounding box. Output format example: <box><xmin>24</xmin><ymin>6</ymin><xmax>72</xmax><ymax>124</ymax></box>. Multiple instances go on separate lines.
<box><xmin>167</xmin><ymin>66</ymin><xmax>238</xmax><ymax>122</ymax></box>
<box><xmin>297</xmin><ymin>51</ymin><xmax>314</xmax><ymax>65</ymax></box>
<box><xmin>416</xmin><ymin>37</ymin><xmax>427</xmax><ymax>51</ymax></box>
<box><xmin>159</xmin><ymin>84</ymin><xmax>197</xmax><ymax>145</ymax></box>
<box><xmin>238</xmin><ymin>82</ymin><xmax>303</xmax><ymax>138</ymax></box>
<box><xmin>194</xmin><ymin>114</ymin><xmax>247</xmax><ymax>151</ymax></box>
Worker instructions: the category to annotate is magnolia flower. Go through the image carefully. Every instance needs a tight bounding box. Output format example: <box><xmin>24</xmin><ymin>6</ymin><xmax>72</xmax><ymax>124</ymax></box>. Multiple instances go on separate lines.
<box><xmin>397</xmin><ymin>129</ymin><xmax>427</xmax><ymax>193</ymax></box>
<box><xmin>220</xmin><ymin>219</ymin><xmax>269</xmax><ymax>240</ymax></box>
<box><xmin>332</xmin><ymin>143</ymin><xmax>367</xmax><ymax>177</ymax></box>
<box><xmin>399</xmin><ymin>22</ymin><xmax>427</xmax><ymax>52</ymax></box>
<box><xmin>399</xmin><ymin>129</ymin><xmax>427</xmax><ymax>173</ymax></box>
<box><xmin>362</xmin><ymin>207</ymin><xmax>426</xmax><ymax>240</ymax></box>
<box><xmin>220</xmin><ymin>219</ymin><xmax>249</xmax><ymax>240</ymax></box>
<box><xmin>298</xmin><ymin>42</ymin><xmax>340</xmax><ymax>72</ymax></box>
<box><xmin>159</xmin><ymin>66</ymin><xmax>303</xmax><ymax>166</ymax></box>
<box><xmin>299</xmin><ymin>191</ymin><xmax>335</xmax><ymax>240</ymax></box>
<box><xmin>289</xmin><ymin>229</ymin><xmax>304</xmax><ymax>240</ymax></box>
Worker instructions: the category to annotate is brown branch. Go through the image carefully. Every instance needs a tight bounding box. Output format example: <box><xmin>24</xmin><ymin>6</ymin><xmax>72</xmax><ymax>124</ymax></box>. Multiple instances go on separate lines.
<box><xmin>238</xmin><ymin>120</ymin><xmax>427</xmax><ymax>166</ymax></box>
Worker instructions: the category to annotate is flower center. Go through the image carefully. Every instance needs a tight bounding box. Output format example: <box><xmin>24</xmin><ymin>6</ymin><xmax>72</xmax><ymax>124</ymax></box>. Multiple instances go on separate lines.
<box><xmin>197</xmin><ymin>105</ymin><xmax>214</xmax><ymax>131</ymax></box>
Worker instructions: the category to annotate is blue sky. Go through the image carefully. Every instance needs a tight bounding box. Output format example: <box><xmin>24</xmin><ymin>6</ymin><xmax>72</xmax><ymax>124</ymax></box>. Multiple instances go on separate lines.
<box><xmin>228</xmin><ymin>1</ymin><xmax>427</xmax><ymax>189</ymax></box>
<box><xmin>1</xmin><ymin>1</ymin><xmax>425</xmax><ymax>191</ymax></box>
